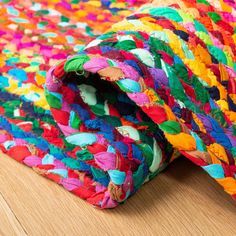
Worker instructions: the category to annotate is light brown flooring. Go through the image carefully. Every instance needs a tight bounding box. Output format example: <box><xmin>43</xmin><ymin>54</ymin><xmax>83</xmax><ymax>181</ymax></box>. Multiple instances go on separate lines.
<box><xmin>0</xmin><ymin>152</ymin><xmax>235</xmax><ymax>236</ymax></box>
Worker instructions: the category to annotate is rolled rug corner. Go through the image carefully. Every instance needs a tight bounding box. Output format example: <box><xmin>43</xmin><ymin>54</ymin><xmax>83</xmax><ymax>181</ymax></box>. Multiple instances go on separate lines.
<box><xmin>45</xmin><ymin>1</ymin><xmax>236</xmax><ymax>208</ymax></box>
<box><xmin>45</xmin><ymin>47</ymin><xmax>175</xmax><ymax>209</ymax></box>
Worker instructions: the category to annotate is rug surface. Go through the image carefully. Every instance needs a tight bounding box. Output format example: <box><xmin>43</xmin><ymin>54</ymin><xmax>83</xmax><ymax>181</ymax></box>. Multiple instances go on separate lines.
<box><xmin>0</xmin><ymin>0</ymin><xmax>235</xmax><ymax>208</ymax></box>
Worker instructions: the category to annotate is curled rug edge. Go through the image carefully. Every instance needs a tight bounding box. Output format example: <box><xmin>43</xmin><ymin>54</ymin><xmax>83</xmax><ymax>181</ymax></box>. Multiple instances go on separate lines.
<box><xmin>45</xmin><ymin>2</ymin><xmax>236</xmax><ymax>208</ymax></box>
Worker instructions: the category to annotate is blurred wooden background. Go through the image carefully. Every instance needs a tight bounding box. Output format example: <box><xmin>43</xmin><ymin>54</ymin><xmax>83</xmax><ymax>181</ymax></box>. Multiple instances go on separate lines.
<box><xmin>0</xmin><ymin>152</ymin><xmax>235</xmax><ymax>236</ymax></box>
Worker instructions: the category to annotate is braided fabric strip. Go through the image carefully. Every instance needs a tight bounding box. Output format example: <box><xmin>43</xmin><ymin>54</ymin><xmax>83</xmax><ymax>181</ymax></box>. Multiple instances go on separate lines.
<box><xmin>0</xmin><ymin>0</ymin><xmax>151</xmax><ymax>208</ymax></box>
<box><xmin>46</xmin><ymin>0</ymin><xmax>236</xmax><ymax>207</ymax></box>
<box><xmin>0</xmin><ymin>0</ymin><xmax>235</xmax><ymax>208</ymax></box>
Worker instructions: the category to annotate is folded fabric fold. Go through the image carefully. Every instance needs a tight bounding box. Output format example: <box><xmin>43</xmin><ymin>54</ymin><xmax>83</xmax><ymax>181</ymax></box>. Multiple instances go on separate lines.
<box><xmin>45</xmin><ymin>1</ymin><xmax>236</xmax><ymax>208</ymax></box>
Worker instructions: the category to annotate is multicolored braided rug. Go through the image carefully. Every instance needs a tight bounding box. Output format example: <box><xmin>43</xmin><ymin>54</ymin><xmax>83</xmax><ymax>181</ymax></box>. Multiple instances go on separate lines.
<box><xmin>0</xmin><ymin>0</ymin><xmax>235</xmax><ymax>208</ymax></box>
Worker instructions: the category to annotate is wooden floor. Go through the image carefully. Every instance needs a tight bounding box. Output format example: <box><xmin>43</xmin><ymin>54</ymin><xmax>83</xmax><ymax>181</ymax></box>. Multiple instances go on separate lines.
<box><xmin>0</xmin><ymin>152</ymin><xmax>235</xmax><ymax>236</ymax></box>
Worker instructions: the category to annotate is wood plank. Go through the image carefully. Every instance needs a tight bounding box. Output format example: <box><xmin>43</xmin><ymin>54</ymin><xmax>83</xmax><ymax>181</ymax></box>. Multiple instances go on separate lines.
<box><xmin>0</xmin><ymin>192</ymin><xmax>27</xmax><ymax>236</ymax></box>
<box><xmin>0</xmin><ymin>152</ymin><xmax>235</xmax><ymax>235</ymax></box>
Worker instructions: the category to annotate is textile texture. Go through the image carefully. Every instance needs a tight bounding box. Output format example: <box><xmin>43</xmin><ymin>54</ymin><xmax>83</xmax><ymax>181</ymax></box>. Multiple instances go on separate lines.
<box><xmin>0</xmin><ymin>0</ymin><xmax>235</xmax><ymax>208</ymax></box>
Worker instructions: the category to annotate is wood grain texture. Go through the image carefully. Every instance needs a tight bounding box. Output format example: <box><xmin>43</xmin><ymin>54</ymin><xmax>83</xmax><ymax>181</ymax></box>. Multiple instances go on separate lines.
<box><xmin>0</xmin><ymin>193</ymin><xmax>27</xmax><ymax>236</ymax></box>
<box><xmin>0</xmin><ymin>152</ymin><xmax>235</xmax><ymax>236</ymax></box>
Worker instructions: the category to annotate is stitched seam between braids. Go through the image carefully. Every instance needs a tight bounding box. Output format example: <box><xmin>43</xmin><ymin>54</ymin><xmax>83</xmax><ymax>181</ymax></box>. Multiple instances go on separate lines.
<box><xmin>0</xmin><ymin>90</ymin><xmax>54</xmax><ymax>123</ymax></box>
<box><xmin>0</xmin><ymin>77</ymin><xmax>50</xmax><ymax>110</ymax></box>
<box><xmin>0</xmin><ymin>91</ymin><xmax>66</xmax><ymax>148</ymax></box>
